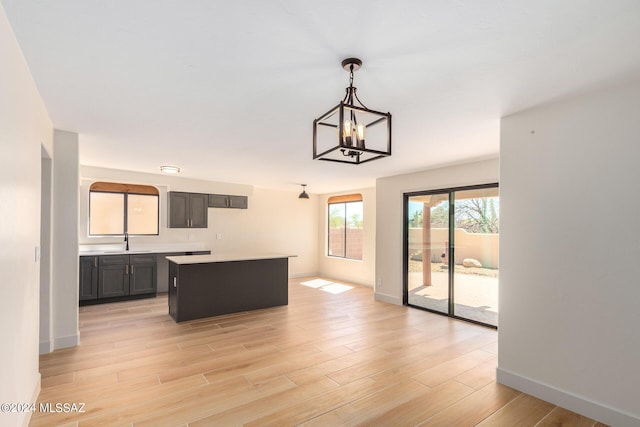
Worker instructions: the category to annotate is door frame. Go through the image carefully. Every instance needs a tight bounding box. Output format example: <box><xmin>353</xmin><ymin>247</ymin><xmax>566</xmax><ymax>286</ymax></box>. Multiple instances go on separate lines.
<box><xmin>402</xmin><ymin>182</ymin><xmax>499</xmax><ymax>329</ymax></box>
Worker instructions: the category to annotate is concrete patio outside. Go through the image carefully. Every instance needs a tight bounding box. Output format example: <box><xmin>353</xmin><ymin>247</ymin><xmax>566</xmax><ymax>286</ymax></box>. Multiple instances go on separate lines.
<box><xmin>408</xmin><ymin>267</ymin><xmax>498</xmax><ymax>326</ymax></box>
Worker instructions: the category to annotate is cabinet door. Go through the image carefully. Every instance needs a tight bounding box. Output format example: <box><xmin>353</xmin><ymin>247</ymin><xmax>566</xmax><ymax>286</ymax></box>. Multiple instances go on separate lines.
<box><xmin>130</xmin><ymin>255</ymin><xmax>157</xmax><ymax>295</ymax></box>
<box><xmin>208</xmin><ymin>193</ymin><xmax>228</xmax><ymax>208</ymax></box>
<box><xmin>228</xmin><ymin>195</ymin><xmax>248</xmax><ymax>209</ymax></box>
<box><xmin>168</xmin><ymin>192</ymin><xmax>190</xmax><ymax>228</ymax></box>
<box><xmin>189</xmin><ymin>193</ymin><xmax>209</xmax><ymax>228</ymax></box>
<box><xmin>79</xmin><ymin>256</ymin><xmax>98</xmax><ymax>300</ymax></box>
<box><xmin>98</xmin><ymin>256</ymin><xmax>129</xmax><ymax>298</ymax></box>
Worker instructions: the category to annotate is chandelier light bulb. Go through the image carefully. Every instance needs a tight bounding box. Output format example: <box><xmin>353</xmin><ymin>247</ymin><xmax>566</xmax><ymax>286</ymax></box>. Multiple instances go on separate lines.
<box><xmin>356</xmin><ymin>123</ymin><xmax>365</xmax><ymax>146</ymax></box>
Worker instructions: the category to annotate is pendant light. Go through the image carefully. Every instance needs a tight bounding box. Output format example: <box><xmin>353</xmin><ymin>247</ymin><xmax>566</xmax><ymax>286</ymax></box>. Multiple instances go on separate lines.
<box><xmin>298</xmin><ymin>184</ymin><xmax>309</xmax><ymax>199</ymax></box>
<box><xmin>313</xmin><ymin>58</ymin><xmax>392</xmax><ymax>164</ymax></box>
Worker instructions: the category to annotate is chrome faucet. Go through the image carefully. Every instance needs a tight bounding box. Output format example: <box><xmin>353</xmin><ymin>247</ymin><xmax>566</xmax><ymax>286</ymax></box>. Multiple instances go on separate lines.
<box><xmin>124</xmin><ymin>231</ymin><xmax>129</xmax><ymax>251</ymax></box>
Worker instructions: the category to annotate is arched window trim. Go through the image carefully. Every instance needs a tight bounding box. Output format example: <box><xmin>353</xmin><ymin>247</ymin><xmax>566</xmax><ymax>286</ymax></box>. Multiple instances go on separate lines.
<box><xmin>90</xmin><ymin>181</ymin><xmax>159</xmax><ymax>195</ymax></box>
<box><xmin>327</xmin><ymin>193</ymin><xmax>363</xmax><ymax>204</ymax></box>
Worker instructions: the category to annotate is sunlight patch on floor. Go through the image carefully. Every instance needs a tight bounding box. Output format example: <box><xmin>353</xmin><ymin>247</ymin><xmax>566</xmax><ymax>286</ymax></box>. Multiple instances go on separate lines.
<box><xmin>300</xmin><ymin>279</ymin><xmax>354</xmax><ymax>294</ymax></box>
<box><xmin>300</xmin><ymin>279</ymin><xmax>334</xmax><ymax>288</ymax></box>
<box><xmin>319</xmin><ymin>283</ymin><xmax>353</xmax><ymax>294</ymax></box>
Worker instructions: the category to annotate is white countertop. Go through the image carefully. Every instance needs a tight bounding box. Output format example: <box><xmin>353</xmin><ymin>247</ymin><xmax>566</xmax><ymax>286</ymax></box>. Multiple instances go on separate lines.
<box><xmin>79</xmin><ymin>243</ymin><xmax>210</xmax><ymax>256</ymax></box>
<box><xmin>166</xmin><ymin>253</ymin><xmax>296</xmax><ymax>264</ymax></box>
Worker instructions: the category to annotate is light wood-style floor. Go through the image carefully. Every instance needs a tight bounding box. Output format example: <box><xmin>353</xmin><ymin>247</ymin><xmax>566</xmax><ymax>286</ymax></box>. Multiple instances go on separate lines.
<box><xmin>32</xmin><ymin>277</ymin><xmax>606</xmax><ymax>427</ymax></box>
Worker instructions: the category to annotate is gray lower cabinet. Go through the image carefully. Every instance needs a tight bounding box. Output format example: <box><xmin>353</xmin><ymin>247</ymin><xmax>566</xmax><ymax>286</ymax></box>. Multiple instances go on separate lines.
<box><xmin>168</xmin><ymin>192</ymin><xmax>208</xmax><ymax>228</ymax></box>
<box><xmin>208</xmin><ymin>194</ymin><xmax>248</xmax><ymax>209</ymax></box>
<box><xmin>129</xmin><ymin>255</ymin><xmax>157</xmax><ymax>295</ymax></box>
<box><xmin>79</xmin><ymin>254</ymin><xmax>157</xmax><ymax>302</ymax></box>
<box><xmin>80</xmin><ymin>251</ymin><xmax>208</xmax><ymax>303</ymax></box>
<box><xmin>98</xmin><ymin>255</ymin><xmax>130</xmax><ymax>298</ymax></box>
<box><xmin>79</xmin><ymin>256</ymin><xmax>98</xmax><ymax>300</ymax></box>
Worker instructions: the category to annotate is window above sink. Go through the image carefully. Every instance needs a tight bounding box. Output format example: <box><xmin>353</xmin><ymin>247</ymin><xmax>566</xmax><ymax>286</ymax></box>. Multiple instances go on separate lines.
<box><xmin>89</xmin><ymin>182</ymin><xmax>159</xmax><ymax>236</ymax></box>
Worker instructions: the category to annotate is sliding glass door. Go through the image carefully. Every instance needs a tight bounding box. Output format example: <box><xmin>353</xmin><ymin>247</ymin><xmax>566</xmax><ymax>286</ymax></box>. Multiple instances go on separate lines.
<box><xmin>406</xmin><ymin>192</ymin><xmax>450</xmax><ymax>314</ymax></box>
<box><xmin>404</xmin><ymin>184</ymin><xmax>499</xmax><ymax>327</ymax></box>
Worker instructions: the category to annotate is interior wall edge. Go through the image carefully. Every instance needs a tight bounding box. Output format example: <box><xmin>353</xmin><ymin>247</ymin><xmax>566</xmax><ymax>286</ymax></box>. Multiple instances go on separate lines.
<box><xmin>38</xmin><ymin>341</ymin><xmax>51</xmax><ymax>355</ymax></box>
<box><xmin>53</xmin><ymin>332</ymin><xmax>80</xmax><ymax>351</ymax></box>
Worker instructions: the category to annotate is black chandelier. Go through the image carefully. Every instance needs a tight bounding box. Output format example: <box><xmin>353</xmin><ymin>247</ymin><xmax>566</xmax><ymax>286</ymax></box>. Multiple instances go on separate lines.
<box><xmin>313</xmin><ymin>58</ymin><xmax>392</xmax><ymax>165</ymax></box>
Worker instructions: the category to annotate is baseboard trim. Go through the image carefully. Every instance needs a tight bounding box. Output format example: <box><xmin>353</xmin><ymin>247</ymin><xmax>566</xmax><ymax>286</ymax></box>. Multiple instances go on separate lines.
<box><xmin>54</xmin><ymin>332</ymin><xmax>79</xmax><ymax>350</ymax></box>
<box><xmin>497</xmin><ymin>367</ymin><xmax>639</xmax><ymax>427</ymax></box>
<box><xmin>20</xmin><ymin>373</ymin><xmax>41</xmax><ymax>427</ymax></box>
<box><xmin>289</xmin><ymin>272</ymin><xmax>319</xmax><ymax>279</ymax></box>
<box><xmin>374</xmin><ymin>292</ymin><xmax>402</xmax><ymax>305</ymax></box>
<box><xmin>39</xmin><ymin>340</ymin><xmax>52</xmax><ymax>354</ymax></box>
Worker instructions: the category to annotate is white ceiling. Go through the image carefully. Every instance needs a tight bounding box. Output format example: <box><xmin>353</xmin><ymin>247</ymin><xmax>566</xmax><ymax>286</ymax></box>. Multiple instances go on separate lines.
<box><xmin>3</xmin><ymin>1</ymin><xmax>640</xmax><ymax>193</ymax></box>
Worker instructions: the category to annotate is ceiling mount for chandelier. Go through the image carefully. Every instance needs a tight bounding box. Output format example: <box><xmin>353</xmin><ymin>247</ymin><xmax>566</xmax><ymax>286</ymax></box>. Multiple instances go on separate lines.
<box><xmin>312</xmin><ymin>58</ymin><xmax>392</xmax><ymax>165</ymax></box>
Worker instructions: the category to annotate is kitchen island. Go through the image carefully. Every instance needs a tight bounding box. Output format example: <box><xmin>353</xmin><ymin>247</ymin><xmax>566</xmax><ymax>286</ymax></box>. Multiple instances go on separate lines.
<box><xmin>166</xmin><ymin>253</ymin><xmax>294</xmax><ymax>322</ymax></box>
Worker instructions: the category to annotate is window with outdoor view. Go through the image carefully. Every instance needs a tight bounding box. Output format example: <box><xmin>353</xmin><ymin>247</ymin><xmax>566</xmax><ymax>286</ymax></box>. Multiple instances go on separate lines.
<box><xmin>89</xmin><ymin>182</ymin><xmax>159</xmax><ymax>236</ymax></box>
<box><xmin>328</xmin><ymin>194</ymin><xmax>363</xmax><ymax>260</ymax></box>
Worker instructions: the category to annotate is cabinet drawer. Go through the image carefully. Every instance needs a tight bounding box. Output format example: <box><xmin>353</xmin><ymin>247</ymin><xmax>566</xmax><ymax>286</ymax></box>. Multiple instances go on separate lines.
<box><xmin>99</xmin><ymin>255</ymin><xmax>128</xmax><ymax>266</ymax></box>
<box><xmin>130</xmin><ymin>254</ymin><xmax>156</xmax><ymax>264</ymax></box>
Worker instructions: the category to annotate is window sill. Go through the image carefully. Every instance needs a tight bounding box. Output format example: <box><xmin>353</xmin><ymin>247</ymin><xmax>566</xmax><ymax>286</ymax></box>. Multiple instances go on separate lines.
<box><xmin>326</xmin><ymin>255</ymin><xmax>363</xmax><ymax>262</ymax></box>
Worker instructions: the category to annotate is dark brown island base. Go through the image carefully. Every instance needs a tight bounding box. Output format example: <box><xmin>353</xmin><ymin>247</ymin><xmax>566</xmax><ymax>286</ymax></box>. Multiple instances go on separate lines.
<box><xmin>166</xmin><ymin>253</ymin><xmax>295</xmax><ymax>322</ymax></box>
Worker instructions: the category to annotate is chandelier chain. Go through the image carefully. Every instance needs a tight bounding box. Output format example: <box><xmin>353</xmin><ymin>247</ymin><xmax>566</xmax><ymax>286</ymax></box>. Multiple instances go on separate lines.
<box><xmin>349</xmin><ymin>64</ymin><xmax>354</xmax><ymax>87</ymax></box>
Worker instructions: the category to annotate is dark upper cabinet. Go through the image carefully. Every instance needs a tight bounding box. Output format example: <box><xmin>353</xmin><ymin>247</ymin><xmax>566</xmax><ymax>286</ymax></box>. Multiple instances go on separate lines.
<box><xmin>98</xmin><ymin>255</ymin><xmax>129</xmax><ymax>298</ymax></box>
<box><xmin>129</xmin><ymin>254</ymin><xmax>157</xmax><ymax>295</ymax></box>
<box><xmin>168</xmin><ymin>191</ymin><xmax>189</xmax><ymax>228</ymax></box>
<box><xmin>208</xmin><ymin>194</ymin><xmax>248</xmax><ymax>209</ymax></box>
<box><xmin>79</xmin><ymin>256</ymin><xmax>98</xmax><ymax>300</ymax></box>
<box><xmin>229</xmin><ymin>195</ymin><xmax>248</xmax><ymax>209</ymax></box>
<box><xmin>189</xmin><ymin>193</ymin><xmax>208</xmax><ymax>227</ymax></box>
<box><xmin>168</xmin><ymin>192</ymin><xmax>208</xmax><ymax>228</ymax></box>
<box><xmin>208</xmin><ymin>194</ymin><xmax>228</xmax><ymax>208</ymax></box>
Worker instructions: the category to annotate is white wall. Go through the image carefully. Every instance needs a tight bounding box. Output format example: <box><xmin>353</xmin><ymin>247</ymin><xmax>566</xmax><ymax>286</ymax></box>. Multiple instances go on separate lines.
<box><xmin>499</xmin><ymin>79</ymin><xmax>640</xmax><ymax>426</ymax></box>
<box><xmin>0</xmin><ymin>3</ymin><xmax>52</xmax><ymax>426</ymax></box>
<box><xmin>51</xmin><ymin>130</ymin><xmax>80</xmax><ymax>351</ymax></box>
<box><xmin>79</xmin><ymin>166</ymin><xmax>319</xmax><ymax>279</ymax></box>
<box><xmin>317</xmin><ymin>187</ymin><xmax>376</xmax><ymax>287</ymax></box>
<box><xmin>375</xmin><ymin>159</ymin><xmax>499</xmax><ymax>304</ymax></box>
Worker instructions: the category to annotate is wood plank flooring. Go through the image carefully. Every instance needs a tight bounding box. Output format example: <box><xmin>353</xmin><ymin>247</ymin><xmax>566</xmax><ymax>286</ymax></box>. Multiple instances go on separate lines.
<box><xmin>32</xmin><ymin>277</ymin><xmax>606</xmax><ymax>426</ymax></box>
